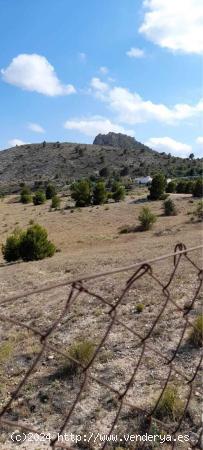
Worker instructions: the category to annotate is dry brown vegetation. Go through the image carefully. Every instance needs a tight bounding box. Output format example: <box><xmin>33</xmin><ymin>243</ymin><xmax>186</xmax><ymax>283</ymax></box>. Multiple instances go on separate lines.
<box><xmin>0</xmin><ymin>189</ymin><xmax>202</xmax><ymax>450</ymax></box>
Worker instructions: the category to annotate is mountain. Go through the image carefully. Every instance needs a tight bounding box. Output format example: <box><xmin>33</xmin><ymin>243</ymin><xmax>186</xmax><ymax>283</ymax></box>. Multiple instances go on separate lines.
<box><xmin>0</xmin><ymin>134</ymin><xmax>201</xmax><ymax>193</ymax></box>
<box><xmin>93</xmin><ymin>132</ymin><xmax>151</xmax><ymax>151</ymax></box>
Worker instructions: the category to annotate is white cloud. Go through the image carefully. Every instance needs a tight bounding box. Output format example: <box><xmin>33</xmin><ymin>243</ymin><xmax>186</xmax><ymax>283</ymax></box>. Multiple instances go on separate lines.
<box><xmin>90</xmin><ymin>77</ymin><xmax>109</xmax><ymax>93</ymax></box>
<box><xmin>139</xmin><ymin>0</ymin><xmax>203</xmax><ymax>55</ymax></box>
<box><xmin>126</xmin><ymin>47</ymin><xmax>145</xmax><ymax>58</ymax></box>
<box><xmin>1</xmin><ymin>54</ymin><xmax>76</xmax><ymax>96</ymax></box>
<box><xmin>8</xmin><ymin>139</ymin><xmax>27</xmax><ymax>147</ymax></box>
<box><xmin>90</xmin><ymin>77</ymin><xmax>203</xmax><ymax>124</ymax></box>
<box><xmin>28</xmin><ymin>122</ymin><xmax>45</xmax><ymax>133</ymax></box>
<box><xmin>196</xmin><ymin>136</ymin><xmax>203</xmax><ymax>145</ymax></box>
<box><xmin>99</xmin><ymin>66</ymin><xmax>109</xmax><ymax>74</ymax></box>
<box><xmin>64</xmin><ymin>115</ymin><xmax>134</xmax><ymax>137</ymax></box>
<box><xmin>78</xmin><ymin>52</ymin><xmax>87</xmax><ymax>62</ymax></box>
<box><xmin>145</xmin><ymin>137</ymin><xmax>192</xmax><ymax>157</ymax></box>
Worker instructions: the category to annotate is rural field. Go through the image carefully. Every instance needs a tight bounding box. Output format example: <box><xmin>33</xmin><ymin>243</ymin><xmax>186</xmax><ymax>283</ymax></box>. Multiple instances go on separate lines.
<box><xmin>0</xmin><ymin>189</ymin><xmax>202</xmax><ymax>450</ymax></box>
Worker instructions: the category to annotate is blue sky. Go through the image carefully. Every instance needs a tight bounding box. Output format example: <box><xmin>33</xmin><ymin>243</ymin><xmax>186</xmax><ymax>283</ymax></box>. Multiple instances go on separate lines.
<box><xmin>0</xmin><ymin>0</ymin><xmax>202</xmax><ymax>157</ymax></box>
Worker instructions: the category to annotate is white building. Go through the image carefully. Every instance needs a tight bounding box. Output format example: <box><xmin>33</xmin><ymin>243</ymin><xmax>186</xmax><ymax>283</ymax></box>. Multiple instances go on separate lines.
<box><xmin>135</xmin><ymin>176</ymin><xmax>152</xmax><ymax>185</ymax></box>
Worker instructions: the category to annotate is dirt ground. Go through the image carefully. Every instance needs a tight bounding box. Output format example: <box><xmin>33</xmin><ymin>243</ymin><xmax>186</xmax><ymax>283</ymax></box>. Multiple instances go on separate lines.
<box><xmin>0</xmin><ymin>190</ymin><xmax>202</xmax><ymax>450</ymax></box>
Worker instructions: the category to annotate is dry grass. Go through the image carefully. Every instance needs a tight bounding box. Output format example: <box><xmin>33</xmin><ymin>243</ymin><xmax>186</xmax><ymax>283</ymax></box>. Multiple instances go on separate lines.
<box><xmin>0</xmin><ymin>190</ymin><xmax>202</xmax><ymax>449</ymax></box>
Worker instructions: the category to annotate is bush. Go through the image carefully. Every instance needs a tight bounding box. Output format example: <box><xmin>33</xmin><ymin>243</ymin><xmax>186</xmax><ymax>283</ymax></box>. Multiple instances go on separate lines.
<box><xmin>189</xmin><ymin>315</ymin><xmax>203</xmax><ymax>347</ymax></box>
<box><xmin>136</xmin><ymin>303</ymin><xmax>144</xmax><ymax>313</ymax></box>
<box><xmin>163</xmin><ymin>198</ymin><xmax>177</xmax><ymax>216</ymax></box>
<box><xmin>71</xmin><ymin>180</ymin><xmax>92</xmax><ymax>207</ymax></box>
<box><xmin>19</xmin><ymin>224</ymin><xmax>56</xmax><ymax>261</ymax></box>
<box><xmin>93</xmin><ymin>181</ymin><xmax>107</xmax><ymax>205</ymax></box>
<box><xmin>149</xmin><ymin>173</ymin><xmax>166</xmax><ymax>200</ymax></box>
<box><xmin>20</xmin><ymin>186</ymin><xmax>32</xmax><ymax>204</ymax></box>
<box><xmin>184</xmin><ymin>180</ymin><xmax>194</xmax><ymax>194</ymax></box>
<box><xmin>193</xmin><ymin>178</ymin><xmax>203</xmax><ymax>198</ymax></box>
<box><xmin>2</xmin><ymin>224</ymin><xmax>56</xmax><ymax>262</ymax></box>
<box><xmin>46</xmin><ymin>184</ymin><xmax>57</xmax><ymax>199</ymax></box>
<box><xmin>155</xmin><ymin>386</ymin><xmax>183</xmax><ymax>420</ymax></box>
<box><xmin>99</xmin><ymin>167</ymin><xmax>110</xmax><ymax>178</ymax></box>
<box><xmin>2</xmin><ymin>229</ymin><xmax>21</xmax><ymax>262</ymax></box>
<box><xmin>33</xmin><ymin>191</ymin><xmax>46</xmax><ymax>205</ymax></box>
<box><xmin>51</xmin><ymin>195</ymin><xmax>61</xmax><ymax>209</ymax></box>
<box><xmin>176</xmin><ymin>180</ymin><xmax>187</xmax><ymax>193</ymax></box>
<box><xmin>67</xmin><ymin>340</ymin><xmax>95</xmax><ymax>374</ymax></box>
<box><xmin>138</xmin><ymin>207</ymin><xmax>157</xmax><ymax>231</ymax></box>
<box><xmin>193</xmin><ymin>200</ymin><xmax>203</xmax><ymax>221</ymax></box>
<box><xmin>166</xmin><ymin>181</ymin><xmax>176</xmax><ymax>193</ymax></box>
<box><xmin>112</xmin><ymin>181</ymin><xmax>125</xmax><ymax>202</ymax></box>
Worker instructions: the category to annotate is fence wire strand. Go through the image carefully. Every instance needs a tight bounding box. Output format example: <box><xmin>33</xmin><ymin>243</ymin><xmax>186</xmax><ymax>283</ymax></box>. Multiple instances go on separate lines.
<box><xmin>0</xmin><ymin>242</ymin><xmax>202</xmax><ymax>450</ymax></box>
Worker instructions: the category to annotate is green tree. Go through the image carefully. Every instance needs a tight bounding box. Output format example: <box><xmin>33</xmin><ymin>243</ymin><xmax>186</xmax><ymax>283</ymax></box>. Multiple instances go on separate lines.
<box><xmin>51</xmin><ymin>195</ymin><xmax>61</xmax><ymax>209</ymax></box>
<box><xmin>138</xmin><ymin>207</ymin><xmax>157</xmax><ymax>231</ymax></box>
<box><xmin>20</xmin><ymin>186</ymin><xmax>32</xmax><ymax>204</ymax></box>
<box><xmin>176</xmin><ymin>180</ymin><xmax>187</xmax><ymax>194</ymax></box>
<box><xmin>193</xmin><ymin>179</ymin><xmax>203</xmax><ymax>198</ymax></box>
<box><xmin>93</xmin><ymin>181</ymin><xmax>107</xmax><ymax>205</ymax></box>
<box><xmin>2</xmin><ymin>229</ymin><xmax>21</xmax><ymax>262</ymax></box>
<box><xmin>163</xmin><ymin>198</ymin><xmax>177</xmax><ymax>216</ymax></box>
<box><xmin>189</xmin><ymin>153</ymin><xmax>194</xmax><ymax>160</ymax></box>
<box><xmin>2</xmin><ymin>224</ymin><xmax>56</xmax><ymax>262</ymax></box>
<box><xmin>112</xmin><ymin>181</ymin><xmax>125</xmax><ymax>202</ymax></box>
<box><xmin>46</xmin><ymin>184</ymin><xmax>57</xmax><ymax>199</ymax></box>
<box><xmin>184</xmin><ymin>180</ymin><xmax>194</xmax><ymax>194</ymax></box>
<box><xmin>149</xmin><ymin>173</ymin><xmax>166</xmax><ymax>200</ymax></box>
<box><xmin>71</xmin><ymin>180</ymin><xmax>92</xmax><ymax>207</ymax></box>
<box><xmin>33</xmin><ymin>191</ymin><xmax>46</xmax><ymax>205</ymax></box>
<box><xmin>166</xmin><ymin>181</ymin><xmax>176</xmax><ymax>193</ymax></box>
<box><xmin>99</xmin><ymin>167</ymin><xmax>110</xmax><ymax>178</ymax></box>
<box><xmin>19</xmin><ymin>224</ymin><xmax>55</xmax><ymax>261</ymax></box>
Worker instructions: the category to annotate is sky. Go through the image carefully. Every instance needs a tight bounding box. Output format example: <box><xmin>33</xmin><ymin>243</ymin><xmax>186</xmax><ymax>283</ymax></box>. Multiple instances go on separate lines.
<box><xmin>0</xmin><ymin>0</ymin><xmax>203</xmax><ymax>157</ymax></box>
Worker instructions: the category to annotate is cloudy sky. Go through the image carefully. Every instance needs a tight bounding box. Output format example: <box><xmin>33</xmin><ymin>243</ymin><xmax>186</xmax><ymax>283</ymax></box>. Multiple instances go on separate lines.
<box><xmin>0</xmin><ymin>0</ymin><xmax>202</xmax><ymax>157</ymax></box>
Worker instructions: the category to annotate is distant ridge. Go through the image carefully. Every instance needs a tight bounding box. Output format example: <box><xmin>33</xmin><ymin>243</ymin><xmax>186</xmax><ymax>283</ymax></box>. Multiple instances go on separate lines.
<box><xmin>0</xmin><ymin>133</ymin><xmax>201</xmax><ymax>193</ymax></box>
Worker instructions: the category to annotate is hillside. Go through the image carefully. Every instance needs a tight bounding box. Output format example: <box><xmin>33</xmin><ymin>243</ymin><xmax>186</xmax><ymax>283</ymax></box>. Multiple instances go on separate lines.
<box><xmin>0</xmin><ymin>133</ymin><xmax>202</xmax><ymax>192</ymax></box>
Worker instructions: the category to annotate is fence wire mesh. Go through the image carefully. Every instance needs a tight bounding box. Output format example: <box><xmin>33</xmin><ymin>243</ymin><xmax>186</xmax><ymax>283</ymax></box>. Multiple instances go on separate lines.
<box><xmin>0</xmin><ymin>243</ymin><xmax>202</xmax><ymax>450</ymax></box>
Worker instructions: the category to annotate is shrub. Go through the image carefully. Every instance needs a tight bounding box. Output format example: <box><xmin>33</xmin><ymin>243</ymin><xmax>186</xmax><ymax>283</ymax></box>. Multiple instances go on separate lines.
<box><xmin>163</xmin><ymin>198</ymin><xmax>177</xmax><ymax>216</ymax></box>
<box><xmin>19</xmin><ymin>224</ymin><xmax>56</xmax><ymax>261</ymax></box>
<box><xmin>193</xmin><ymin>178</ymin><xmax>203</xmax><ymax>198</ymax></box>
<box><xmin>112</xmin><ymin>181</ymin><xmax>125</xmax><ymax>202</ymax></box>
<box><xmin>189</xmin><ymin>315</ymin><xmax>203</xmax><ymax>347</ymax></box>
<box><xmin>193</xmin><ymin>200</ymin><xmax>203</xmax><ymax>221</ymax></box>
<box><xmin>51</xmin><ymin>195</ymin><xmax>61</xmax><ymax>209</ymax></box>
<box><xmin>136</xmin><ymin>303</ymin><xmax>144</xmax><ymax>313</ymax></box>
<box><xmin>138</xmin><ymin>207</ymin><xmax>157</xmax><ymax>231</ymax></box>
<box><xmin>166</xmin><ymin>181</ymin><xmax>176</xmax><ymax>193</ymax></box>
<box><xmin>46</xmin><ymin>184</ymin><xmax>57</xmax><ymax>199</ymax></box>
<box><xmin>149</xmin><ymin>173</ymin><xmax>166</xmax><ymax>200</ymax></box>
<box><xmin>99</xmin><ymin>167</ymin><xmax>110</xmax><ymax>178</ymax></box>
<box><xmin>93</xmin><ymin>181</ymin><xmax>107</xmax><ymax>205</ymax></box>
<box><xmin>155</xmin><ymin>386</ymin><xmax>183</xmax><ymax>420</ymax></box>
<box><xmin>184</xmin><ymin>180</ymin><xmax>194</xmax><ymax>194</ymax></box>
<box><xmin>2</xmin><ymin>229</ymin><xmax>21</xmax><ymax>262</ymax></box>
<box><xmin>2</xmin><ymin>225</ymin><xmax>56</xmax><ymax>262</ymax></box>
<box><xmin>176</xmin><ymin>180</ymin><xmax>187</xmax><ymax>193</ymax></box>
<box><xmin>67</xmin><ymin>340</ymin><xmax>95</xmax><ymax>374</ymax></box>
<box><xmin>71</xmin><ymin>180</ymin><xmax>92</xmax><ymax>207</ymax></box>
<box><xmin>33</xmin><ymin>191</ymin><xmax>46</xmax><ymax>205</ymax></box>
<box><xmin>20</xmin><ymin>186</ymin><xmax>32</xmax><ymax>204</ymax></box>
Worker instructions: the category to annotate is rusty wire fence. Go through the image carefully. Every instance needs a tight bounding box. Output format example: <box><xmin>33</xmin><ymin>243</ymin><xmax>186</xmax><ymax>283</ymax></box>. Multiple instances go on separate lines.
<box><xmin>0</xmin><ymin>243</ymin><xmax>202</xmax><ymax>449</ymax></box>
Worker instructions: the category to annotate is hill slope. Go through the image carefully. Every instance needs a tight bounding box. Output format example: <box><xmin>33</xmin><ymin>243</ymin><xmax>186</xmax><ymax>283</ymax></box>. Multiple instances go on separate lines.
<box><xmin>0</xmin><ymin>134</ymin><xmax>201</xmax><ymax>192</ymax></box>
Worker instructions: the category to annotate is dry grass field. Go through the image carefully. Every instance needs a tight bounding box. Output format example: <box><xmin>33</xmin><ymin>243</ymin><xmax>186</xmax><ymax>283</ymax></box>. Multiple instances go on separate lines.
<box><xmin>0</xmin><ymin>189</ymin><xmax>202</xmax><ymax>450</ymax></box>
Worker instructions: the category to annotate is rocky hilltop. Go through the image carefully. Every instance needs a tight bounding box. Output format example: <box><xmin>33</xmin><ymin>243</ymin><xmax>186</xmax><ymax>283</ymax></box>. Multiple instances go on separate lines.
<box><xmin>93</xmin><ymin>132</ymin><xmax>145</xmax><ymax>150</ymax></box>
<box><xmin>0</xmin><ymin>133</ymin><xmax>201</xmax><ymax>193</ymax></box>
